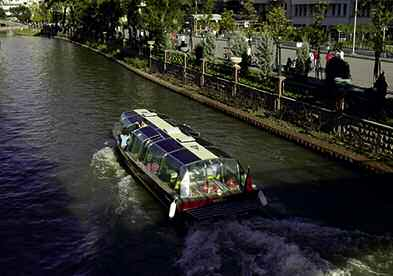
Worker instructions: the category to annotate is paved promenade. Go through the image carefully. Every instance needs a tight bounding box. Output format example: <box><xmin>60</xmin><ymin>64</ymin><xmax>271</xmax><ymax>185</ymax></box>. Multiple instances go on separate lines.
<box><xmin>191</xmin><ymin>36</ymin><xmax>393</xmax><ymax>89</ymax></box>
<box><xmin>281</xmin><ymin>47</ymin><xmax>393</xmax><ymax>88</ymax></box>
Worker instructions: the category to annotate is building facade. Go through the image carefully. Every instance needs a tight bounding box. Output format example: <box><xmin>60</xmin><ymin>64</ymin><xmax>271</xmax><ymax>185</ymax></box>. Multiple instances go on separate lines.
<box><xmin>217</xmin><ymin>0</ymin><xmax>371</xmax><ymax>27</ymax></box>
<box><xmin>1</xmin><ymin>0</ymin><xmax>43</xmax><ymax>13</ymax></box>
<box><xmin>287</xmin><ymin>0</ymin><xmax>371</xmax><ymax>27</ymax></box>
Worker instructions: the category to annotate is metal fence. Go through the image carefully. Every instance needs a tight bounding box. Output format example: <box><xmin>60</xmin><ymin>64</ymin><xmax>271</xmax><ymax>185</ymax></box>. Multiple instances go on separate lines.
<box><xmin>151</xmin><ymin>52</ymin><xmax>393</xmax><ymax>158</ymax></box>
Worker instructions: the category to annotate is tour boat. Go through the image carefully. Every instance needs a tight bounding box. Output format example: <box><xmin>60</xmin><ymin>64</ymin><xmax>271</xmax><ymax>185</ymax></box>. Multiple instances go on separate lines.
<box><xmin>112</xmin><ymin>109</ymin><xmax>267</xmax><ymax>220</ymax></box>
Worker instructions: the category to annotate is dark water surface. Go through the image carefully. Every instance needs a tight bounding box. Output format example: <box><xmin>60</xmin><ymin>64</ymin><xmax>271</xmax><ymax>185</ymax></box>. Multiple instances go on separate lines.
<box><xmin>1</xmin><ymin>36</ymin><xmax>393</xmax><ymax>276</ymax></box>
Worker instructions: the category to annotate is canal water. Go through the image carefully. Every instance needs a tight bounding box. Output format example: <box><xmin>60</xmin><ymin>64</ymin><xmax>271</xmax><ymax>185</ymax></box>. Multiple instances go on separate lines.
<box><xmin>1</xmin><ymin>36</ymin><xmax>392</xmax><ymax>276</ymax></box>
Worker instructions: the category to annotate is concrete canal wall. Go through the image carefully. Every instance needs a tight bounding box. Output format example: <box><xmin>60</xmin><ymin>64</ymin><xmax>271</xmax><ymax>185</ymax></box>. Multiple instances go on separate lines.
<box><xmin>55</xmin><ymin>36</ymin><xmax>393</xmax><ymax>174</ymax></box>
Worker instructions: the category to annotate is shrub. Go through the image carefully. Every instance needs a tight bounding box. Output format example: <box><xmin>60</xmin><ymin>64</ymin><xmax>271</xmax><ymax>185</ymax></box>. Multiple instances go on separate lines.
<box><xmin>254</xmin><ymin>32</ymin><xmax>274</xmax><ymax>81</ymax></box>
<box><xmin>124</xmin><ymin>57</ymin><xmax>148</xmax><ymax>69</ymax></box>
<box><xmin>228</xmin><ymin>32</ymin><xmax>248</xmax><ymax>58</ymax></box>
<box><xmin>202</xmin><ymin>33</ymin><xmax>216</xmax><ymax>62</ymax></box>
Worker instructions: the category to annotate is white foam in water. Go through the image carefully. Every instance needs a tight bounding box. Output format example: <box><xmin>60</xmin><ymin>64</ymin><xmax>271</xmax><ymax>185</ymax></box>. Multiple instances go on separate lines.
<box><xmin>116</xmin><ymin>175</ymin><xmax>134</xmax><ymax>214</ymax></box>
<box><xmin>90</xmin><ymin>147</ymin><xmax>126</xmax><ymax>178</ymax></box>
<box><xmin>177</xmin><ymin>218</ymin><xmax>393</xmax><ymax>276</ymax></box>
<box><xmin>115</xmin><ymin>175</ymin><xmax>153</xmax><ymax>224</ymax></box>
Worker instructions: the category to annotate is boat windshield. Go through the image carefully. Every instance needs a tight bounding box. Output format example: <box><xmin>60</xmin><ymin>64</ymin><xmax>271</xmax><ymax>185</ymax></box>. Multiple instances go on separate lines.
<box><xmin>178</xmin><ymin>158</ymin><xmax>245</xmax><ymax>199</ymax></box>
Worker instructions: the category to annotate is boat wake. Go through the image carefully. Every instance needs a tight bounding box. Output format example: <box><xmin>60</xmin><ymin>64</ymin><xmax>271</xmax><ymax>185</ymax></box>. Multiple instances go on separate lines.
<box><xmin>177</xmin><ymin>218</ymin><xmax>393</xmax><ymax>276</ymax></box>
<box><xmin>90</xmin><ymin>146</ymin><xmax>126</xmax><ymax>179</ymax></box>
<box><xmin>90</xmin><ymin>146</ymin><xmax>153</xmax><ymax>223</ymax></box>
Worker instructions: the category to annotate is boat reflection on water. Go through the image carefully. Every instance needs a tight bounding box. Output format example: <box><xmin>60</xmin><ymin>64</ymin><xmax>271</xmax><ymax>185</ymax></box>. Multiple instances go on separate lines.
<box><xmin>112</xmin><ymin>109</ymin><xmax>267</xmax><ymax>220</ymax></box>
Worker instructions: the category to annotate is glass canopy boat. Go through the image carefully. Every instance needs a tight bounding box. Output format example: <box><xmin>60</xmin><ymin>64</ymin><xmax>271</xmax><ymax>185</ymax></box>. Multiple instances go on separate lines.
<box><xmin>112</xmin><ymin>109</ymin><xmax>267</xmax><ymax>220</ymax></box>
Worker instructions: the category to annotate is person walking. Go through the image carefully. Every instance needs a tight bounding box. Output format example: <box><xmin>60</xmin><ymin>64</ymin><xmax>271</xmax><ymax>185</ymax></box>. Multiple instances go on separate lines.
<box><xmin>313</xmin><ymin>48</ymin><xmax>321</xmax><ymax>78</ymax></box>
<box><xmin>325</xmin><ymin>50</ymin><xmax>334</xmax><ymax>64</ymax></box>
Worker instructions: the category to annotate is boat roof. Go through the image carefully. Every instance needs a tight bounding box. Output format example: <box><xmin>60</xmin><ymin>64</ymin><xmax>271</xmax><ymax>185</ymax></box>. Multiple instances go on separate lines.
<box><xmin>133</xmin><ymin>109</ymin><xmax>218</xmax><ymax>161</ymax></box>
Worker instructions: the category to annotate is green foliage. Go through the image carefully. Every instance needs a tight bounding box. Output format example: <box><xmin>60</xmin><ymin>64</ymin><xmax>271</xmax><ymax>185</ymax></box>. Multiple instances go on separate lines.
<box><xmin>97</xmin><ymin>43</ymin><xmax>108</xmax><ymax>52</ymax></box>
<box><xmin>266</xmin><ymin>6</ymin><xmax>291</xmax><ymax>43</ymax></box>
<box><xmin>254</xmin><ymin>32</ymin><xmax>274</xmax><ymax>80</ymax></box>
<box><xmin>228</xmin><ymin>32</ymin><xmax>248</xmax><ymax>58</ymax></box>
<box><xmin>9</xmin><ymin>6</ymin><xmax>32</xmax><ymax>23</ymax></box>
<box><xmin>202</xmin><ymin>32</ymin><xmax>216</xmax><ymax>61</ymax></box>
<box><xmin>125</xmin><ymin>57</ymin><xmax>148</xmax><ymax>69</ymax></box>
<box><xmin>30</xmin><ymin>3</ymin><xmax>49</xmax><ymax>23</ymax></box>
<box><xmin>220</xmin><ymin>9</ymin><xmax>235</xmax><ymax>33</ymax></box>
<box><xmin>362</xmin><ymin>0</ymin><xmax>393</xmax><ymax>78</ymax></box>
<box><xmin>157</xmin><ymin>32</ymin><xmax>172</xmax><ymax>52</ymax></box>
<box><xmin>198</xmin><ymin>0</ymin><xmax>215</xmax><ymax>30</ymax></box>
<box><xmin>241</xmin><ymin>0</ymin><xmax>257</xmax><ymax>22</ymax></box>
<box><xmin>143</xmin><ymin>0</ymin><xmax>191</xmax><ymax>42</ymax></box>
<box><xmin>304</xmin><ymin>0</ymin><xmax>328</xmax><ymax>48</ymax></box>
<box><xmin>0</xmin><ymin>7</ymin><xmax>6</xmax><ymax>19</ymax></box>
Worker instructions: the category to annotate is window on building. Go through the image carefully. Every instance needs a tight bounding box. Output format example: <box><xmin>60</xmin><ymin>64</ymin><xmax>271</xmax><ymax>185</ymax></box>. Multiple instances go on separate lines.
<box><xmin>343</xmin><ymin>4</ymin><xmax>347</xmax><ymax>16</ymax></box>
<box><xmin>332</xmin><ymin>4</ymin><xmax>336</xmax><ymax>16</ymax></box>
<box><xmin>295</xmin><ymin>5</ymin><xmax>298</xmax><ymax>16</ymax></box>
<box><xmin>337</xmin><ymin>4</ymin><xmax>341</xmax><ymax>16</ymax></box>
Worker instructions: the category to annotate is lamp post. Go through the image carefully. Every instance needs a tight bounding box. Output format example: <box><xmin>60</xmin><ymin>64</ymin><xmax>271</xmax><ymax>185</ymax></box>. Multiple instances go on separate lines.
<box><xmin>352</xmin><ymin>0</ymin><xmax>358</xmax><ymax>54</ymax></box>
<box><xmin>137</xmin><ymin>1</ymin><xmax>146</xmax><ymax>54</ymax></box>
<box><xmin>147</xmin><ymin>40</ymin><xmax>155</xmax><ymax>71</ymax></box>
<box><xmin>231</xmin><ymin>56</ymin><xmax>242</xmax><ymax>96</ymax></box>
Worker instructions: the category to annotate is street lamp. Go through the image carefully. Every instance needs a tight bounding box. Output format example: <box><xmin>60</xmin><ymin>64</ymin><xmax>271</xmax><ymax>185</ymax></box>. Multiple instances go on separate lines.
<box><xmin>231</xmin><ymin>56</ymin><xmax>242</xmax><ymax>96</ymax></box>
<box><xmin>137</xmin><ymin>1</ymin><xmax>147</xmax><ymax>55</ymax></box>
<box><xmin>147</xmin><ymin>40</ymin><xmax>155</xmax><ymax>70</ymax></box>
<box><xmin>352</xmin><ymin>0</ymin><xmax>358</xmax><ymax>54</ymax></box>
<box><xmin>276</xmin><ymin>36</ymin><xmax>282</xmax><ymax>76</ymax></box>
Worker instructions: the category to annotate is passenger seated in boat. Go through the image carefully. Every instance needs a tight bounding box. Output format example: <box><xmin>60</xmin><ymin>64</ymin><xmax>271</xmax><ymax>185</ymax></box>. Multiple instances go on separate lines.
<box><xmin>120</xmin><ymin>129</ymin><xmax>130</xmax><ymax>150</ymax></box>
<box><xmin>138</xmin><ymin>120</ymin><xmax>147</xmax><ymax>128</ymax></box>
<box><xmin>225</xmin><ymin>176</ymin><xmax>238</xmax><ymax>190</ymax></box>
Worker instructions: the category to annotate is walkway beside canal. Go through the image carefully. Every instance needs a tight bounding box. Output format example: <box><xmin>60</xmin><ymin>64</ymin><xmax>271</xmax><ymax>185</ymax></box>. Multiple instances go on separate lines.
<box><xmin>56</xmin><ymin>36</ymin><xmax>393</xmax><ymax>174</ymax></box>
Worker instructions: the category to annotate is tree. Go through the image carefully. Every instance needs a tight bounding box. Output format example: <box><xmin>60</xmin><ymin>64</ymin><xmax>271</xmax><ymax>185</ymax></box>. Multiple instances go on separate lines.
<box><xmin>266</xmin><ymin>5</ymin><xmax>291</xmax><ymax>75</ymax></box>
<box><xmin>362</xmin><ymin>0</ymin><xmax>393</xmax><ymax>80</ymax></box>
<box><xmin>219</xmin><ymin>9</ymin><xmax>235</xmax><ymax>34</ymax></box>
<box><xmin>305</xmin><ymin>1</ymin><xmax>328</xmax><ymax>50</ymax></box>
<box><xmin>0</xmin><ymin>7</ymin><xmax>6</xmax><ymax>19</ymax></box>
<box><xmin>254</xmin><ymin>31</ymin><xmax>274</xmax><ymax>80</ymax></box>
<box><xmin>202</xmin><ymin>32</ymin><xmax>215</xmax><ymax>61</ymax></box>
<box><xmin>142</xmin><ymin>0</ymin><xmax>191</xmax><ymax>50</ymax></box>
<box><xmin>229</xmin><ymin>32</ymin><xmax>248</xmax><ymax>58</ymax></box>
<box><xmin>241</xmin><ymin>0</ymin><xmax>257</xmax><ymax>22</ymax></box>
<box><xmin>30</xmin><ymin>2</ymin><xmax>50</xmax><ymax>23</ymax></box>
<box><xmin>9</xmin><ymin>6</ymin><xmax>32</xmax><ymax>23</ymax></box>
<box><xmin>228</xmin><ymin>32</ymin><xmax>249</xmax><ymax>76</ymax></box>
<box><xmin>198</xmin><ymin>0</ymin><xmax>215</xmax><ymax>31</ymax></box>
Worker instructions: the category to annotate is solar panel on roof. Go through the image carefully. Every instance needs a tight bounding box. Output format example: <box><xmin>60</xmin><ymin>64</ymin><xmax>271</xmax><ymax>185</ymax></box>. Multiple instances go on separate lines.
<box><xmin>170</xmin><ymin>148</ymin><xmax>200</xmax><ymax>165</ymax></box>
<box><xmin>155</xmin><ymin>139</ymin><xmax>183</xmax><ymax>153</ymax></box>
<box><xmin>138</xmin><ymin>126</ymin><xmax>161</xmax><ymax>138</ymax></box>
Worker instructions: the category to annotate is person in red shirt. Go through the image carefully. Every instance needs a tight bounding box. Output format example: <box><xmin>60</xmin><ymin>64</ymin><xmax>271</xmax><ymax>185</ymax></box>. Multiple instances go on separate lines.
<box><xmin>325</xmin><ymin>50</ymin><xmax>334</xmax><ymax>64</ymax></box>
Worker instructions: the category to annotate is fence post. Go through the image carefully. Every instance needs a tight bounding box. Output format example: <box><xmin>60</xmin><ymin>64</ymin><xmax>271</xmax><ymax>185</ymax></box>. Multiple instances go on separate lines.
<box><xmin>164</xmin><ymin>50</ymin><xmax>167</xmax><ymax>72</ymax></box>
<box><xmin>200</xmin><ymin>58</ymin><xmax>205</xmax><ymax>87</ymax></box>
<box><xmin>275</xmin><ymin>75</ymin><xmax>286</xmax><ymax>111</ymax></box>
<box><xmin>183</xmin><ymin>52</ymin><xmax>187</xmax><ymax>83</ymax></box>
